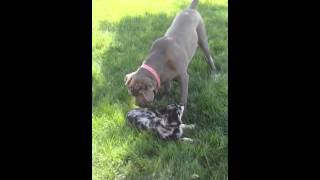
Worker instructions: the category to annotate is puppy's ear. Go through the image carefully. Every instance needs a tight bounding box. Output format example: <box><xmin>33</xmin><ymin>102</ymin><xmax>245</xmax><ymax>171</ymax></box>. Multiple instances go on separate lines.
<box><xmin>124</xmin><ymin>72</ymin><xmax>136</xmax><ymax>86</ymax></box>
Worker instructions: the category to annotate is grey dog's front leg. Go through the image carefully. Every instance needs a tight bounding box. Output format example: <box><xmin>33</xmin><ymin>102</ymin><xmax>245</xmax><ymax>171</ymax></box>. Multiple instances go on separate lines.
<box><xmin>178</xmin><ymin>73</ymin><xmax>189</xmax><ymax>106</ymax></box>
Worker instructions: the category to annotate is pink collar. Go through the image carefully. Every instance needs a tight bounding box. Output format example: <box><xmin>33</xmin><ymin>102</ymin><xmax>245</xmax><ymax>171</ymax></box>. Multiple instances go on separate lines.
<box><xmin>141</xmin><ymin>64</ymin><xmax>161</xmax><ymax>88</ymax></box>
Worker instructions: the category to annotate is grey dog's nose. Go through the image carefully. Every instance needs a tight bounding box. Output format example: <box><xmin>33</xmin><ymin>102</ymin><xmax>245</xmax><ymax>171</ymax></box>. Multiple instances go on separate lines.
<box><xmin>135</xmin><ymin>100</ymin><xmax>145</xmax><ymax>107</ymax></box>
<box><xmin>136</xmin><ymin>100</ymin><xmax>151</xmax><ymax>108</ymax></box>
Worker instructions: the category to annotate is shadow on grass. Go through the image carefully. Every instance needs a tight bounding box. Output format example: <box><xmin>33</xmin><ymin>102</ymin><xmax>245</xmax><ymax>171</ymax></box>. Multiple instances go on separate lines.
<box><xmin>93</xmin><ymin>2</ymin><xmax>227</xmax><ymax>179</ymax></box>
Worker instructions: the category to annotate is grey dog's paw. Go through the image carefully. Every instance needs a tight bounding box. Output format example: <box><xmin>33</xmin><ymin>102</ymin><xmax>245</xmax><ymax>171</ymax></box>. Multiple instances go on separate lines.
<box><xmin>210</xmin><ymin>72</ymin><xmax>222</xmax><ymax>82</ymax></box>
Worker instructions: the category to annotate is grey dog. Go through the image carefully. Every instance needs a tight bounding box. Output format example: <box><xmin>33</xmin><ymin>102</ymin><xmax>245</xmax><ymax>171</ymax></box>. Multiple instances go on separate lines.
<box><xmin>125</xmin><ymin>0</ymin><xmax>217</xmax><ymax>108</ymax></box>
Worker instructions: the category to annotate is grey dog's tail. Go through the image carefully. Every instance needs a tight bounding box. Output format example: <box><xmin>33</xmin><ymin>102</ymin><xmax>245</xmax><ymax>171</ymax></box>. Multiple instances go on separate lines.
<box><xmin>189</xmin><ymin>0</ymin><xmax>199</xmax><ymax>9</ymax></box>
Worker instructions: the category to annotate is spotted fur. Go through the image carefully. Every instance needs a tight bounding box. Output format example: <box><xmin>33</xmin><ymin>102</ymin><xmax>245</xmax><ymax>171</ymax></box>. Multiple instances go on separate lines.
<box><xmin>127</xmin><ymin>104</ymin><xmax>195</xmax><ymax>141</ymax></box>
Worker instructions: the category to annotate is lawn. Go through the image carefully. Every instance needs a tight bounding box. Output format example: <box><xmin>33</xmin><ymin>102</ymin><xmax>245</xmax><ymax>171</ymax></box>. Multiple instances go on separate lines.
<box><xmin>92</xmin><ymin>0</ymin><xmax>228</xmax><ymax>179</ymax></box>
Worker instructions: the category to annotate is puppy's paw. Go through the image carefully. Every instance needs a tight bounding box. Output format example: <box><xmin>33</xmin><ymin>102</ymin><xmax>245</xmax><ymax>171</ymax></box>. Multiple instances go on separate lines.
<box><xmin>181</xmin><ymin>124</ymin><xmax>196</xmax><ymax>129</ymax></box>
<box><xmin>188</xmin><ymin>124</ymin><xmax>196</xmax><ymax>129</ymax></box>
<box><xmin>180</xmin><ymin>137</ymin><xmax>194</xmax><ymax>143</ymax></box>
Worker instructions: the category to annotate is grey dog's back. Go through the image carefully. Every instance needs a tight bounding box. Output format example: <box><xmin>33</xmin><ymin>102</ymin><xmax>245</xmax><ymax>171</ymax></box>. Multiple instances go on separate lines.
<box><xmin>164</xmin><ymin>1</ymin><xmax>203</xmax><ymax>63</ymax></box>
<box><xmin>165</xmin><ymin>9</ymin><xmax>200</xmax><ymax>37</ymax></box>
<box><xmin>165</xmin><ymin>0</ymin><xmax>200</xmax><ymax>36</ymax></box>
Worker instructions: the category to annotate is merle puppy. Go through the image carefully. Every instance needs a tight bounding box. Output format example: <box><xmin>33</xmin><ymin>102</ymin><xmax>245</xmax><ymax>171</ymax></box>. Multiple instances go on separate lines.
<box><xmin>127</xmin><ymin>104</ymin><xmax>195</xmax><ymax>141</ymax></box>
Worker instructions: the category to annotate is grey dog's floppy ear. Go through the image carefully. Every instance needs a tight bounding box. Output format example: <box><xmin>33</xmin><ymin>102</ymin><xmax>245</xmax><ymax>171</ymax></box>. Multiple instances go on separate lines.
<box><xmin>141</xmin><ymin>89</ymin><xmax>154</xmax><ymax>102</ymax></box>
<box><xmin>140</xmin><ymin>79</ymin><xmax>156</xmax><ymax>102</ymax></box>
<box><xmin>124</xmin><ymin>72</ymin><xmax>136</xmax><ymax>86</ymax></box>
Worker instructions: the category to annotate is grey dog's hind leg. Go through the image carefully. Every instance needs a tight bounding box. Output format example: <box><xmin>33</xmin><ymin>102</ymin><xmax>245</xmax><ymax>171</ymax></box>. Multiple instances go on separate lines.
<box><xmin>196</xmin><ymin>19</ymin><xmax>217</xmax><ymax>73</ymax></box>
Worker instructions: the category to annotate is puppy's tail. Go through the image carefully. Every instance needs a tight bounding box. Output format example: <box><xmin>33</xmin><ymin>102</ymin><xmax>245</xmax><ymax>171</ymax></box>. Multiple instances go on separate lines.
<box><xmin>189</xmin><ymin>0</ymin><xmax>199</xmax><ymax>9</ymax></box>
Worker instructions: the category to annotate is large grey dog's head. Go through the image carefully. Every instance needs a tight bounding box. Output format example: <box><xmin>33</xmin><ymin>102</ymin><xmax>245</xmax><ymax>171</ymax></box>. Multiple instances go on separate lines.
<box><xmin>124</xmin><ymin>72</ymin><xmax>156</xmax><ymax>107</ymax></box>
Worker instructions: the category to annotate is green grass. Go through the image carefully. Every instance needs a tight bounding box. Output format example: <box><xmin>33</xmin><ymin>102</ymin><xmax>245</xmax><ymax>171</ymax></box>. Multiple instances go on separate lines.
<box><xmin>92</xmin><ymin>0</ymin><xmax>228</xmax><ymax>179</ymax></box>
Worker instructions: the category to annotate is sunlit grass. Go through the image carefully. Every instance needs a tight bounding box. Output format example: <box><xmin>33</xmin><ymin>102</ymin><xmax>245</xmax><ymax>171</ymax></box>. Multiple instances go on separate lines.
<box><xmin>93</xmin><ymin>0</ymin><xmax>227</xmax><ymax>179</ymax></box>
